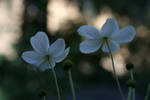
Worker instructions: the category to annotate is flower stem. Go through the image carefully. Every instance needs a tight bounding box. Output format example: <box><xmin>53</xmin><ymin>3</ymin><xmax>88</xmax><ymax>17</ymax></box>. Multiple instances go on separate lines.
<box><xmin>130</xmin><ymin>69</ymin><xmax>135</xmax><ymax>100</ymax></box>
<box><xmin>106</xmin><ymin>41</ymin><xmax>125</xmax><ymax>100</ymax></box>
<box><xmin>144</xmin><ymin>83</ymin><xmax>150</xmax><ymax>100</ymax></box>
<box><xmin>132</xmin><ymin>88</ymin><xmax>135</xmax><ymax>100</ymax></box>
<box><xmin>51</xmin><ymin>67</ymin><xmax>61</xmax><ymax>100</ymax></box>
<box><xmin>68</xmin><ymin>69</ymin><xmax>76</xmax><ymax>100</ymax></box>
<box><xmin>127</xmin><ymin>88</ymin><xmax>132</xmax><ymax>100</ymax></box>
<box><xmin>43</xmin><ymin>96</ymin><xmax>46</xmax><ymax>100</ymax></box>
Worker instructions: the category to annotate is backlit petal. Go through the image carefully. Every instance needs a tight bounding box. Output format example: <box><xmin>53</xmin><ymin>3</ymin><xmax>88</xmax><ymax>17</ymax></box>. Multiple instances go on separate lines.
<box><xmin>39</xmin><ymin>60</ymin><xmax>50</xmax><ymax>71</ymax></box>
<box><xmin>22</xmin><ymin>51</ymin><xmax>44</xmax><ymax>66</ymax></box>
<box><xmin>80</xmin><ymin>39</ymin><xmax>102</xmax><ymax>54</ymax></box>
<box><xmin>48</xmin><ymin>38</ymin><xmax>65</xmax><ymax>57</ymax></box>
<box><xmin>78</xmin><ymin>25</ymin><xmax>101</xmax><ymax>39</ymax></box>
<box><xmin>111</xmin><ymin>26</ymin><xmax>136</xmax><ymax>44</ymax></box>
<box><xmin>30</xmin><ymin>32</ymin><xmax>49</xmax><ymax>54</ymax></box>
<box><xmin>50</xmin><ymin>58</ymin><xmax>56</xmax><ymax>68</ymax></box>
<box><xmin>102</xmin><ymin>40</ymin><xmax>120</xmax><ymax>53</ymax></box>
<box><xmin>39</xmin><ymin>58</ymin><xmax>56</xmax><ymax>71</ymax></box>
<box><xmin>55</xmin><ymin>47</ymin><xmax>70</xmax><ymax>63</ymax></box>
<box><xmin>100</xmin><ymin>18</ymin><xmax>119</xmax><ymax>37</ymax></box>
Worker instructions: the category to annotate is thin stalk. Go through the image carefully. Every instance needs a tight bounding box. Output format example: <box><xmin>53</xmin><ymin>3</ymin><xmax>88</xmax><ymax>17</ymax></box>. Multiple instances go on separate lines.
<box><xmin>68</xmin><ymin>69</ymin><xmax>76</xmax><ymax>100</ymax></box>
<box><xmin>127</xmin><ymin>88</ymin><xmax>132</xmax><ymax>100</ymax></box>
<box><xmin>130</xmin><ymin>70</ymin><xmax>135</xmax><ymax>100</ymax></box>
<box><xmin>43</xmin><ymin>96</ymin><xmax>46</xmax><ymax>100</ymax></box>
<box><xmin>51</xmin><ymin>67</ymin><xmax>61</xmax><ymax>100</ymax></box>
<box><xmin>106</xmin><ymin>41</ymin><xmax>125</xmax><ymax>100</ymax></box>
<box><xmin>144</xmin><ymin>83</ymin><xmax>150</xmax><ymax>100</ymax></box>
<box><xmin>130</xmin><ymin>70</ymin><xmax>134</xmax><ymax>80</ymax></box>
<box><xmin>132</xmin><ymin>89</ymin><xmax>135</xmax><ymax>100</ymax></box>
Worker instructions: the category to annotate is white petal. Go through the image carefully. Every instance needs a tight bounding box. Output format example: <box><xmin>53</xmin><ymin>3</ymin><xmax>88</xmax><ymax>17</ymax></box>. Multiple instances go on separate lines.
<box><xmin>77</xmin><ymin>25</ymin><xmax>101</xmax><ymax>39</ymax></box>
<box><xmin>100</xmin><ymin>18</ymin><xmax>119</xmax><ymax>37</ymax></box>
<box><xmin>48</xmin><ymin>38</ymin><xmax>66</xmax><ymax>57</ymax></box>
<box><xmin>50</xmin><ymin>58</ymin><xmax>56</xmax><ymax>68</ymax></box>
<box><xmin>102</xmin><ymin>40</ymin><xmax>120</xmax><ymax>53</ymax></box>
<box><xmin>80</xmin><ymin>39</ymin><xmax>102</xmax><ymax>54</ymax></box>
<box><xmin>22</xmin><ymin>51</ymin><xmax>44</xmax><ymax>66</ymax></box>
<box><xmin>30</xmin><ymin>32</ymin><xmax>49</xmax><ymax>54</ymax></box>
<box><xmin>55</xmin><ymin>47</ymin><xmax>70</xmax><ymax>63</ymax></box>
<box><xmin>111</xmin><ymin>26</ymin><xmax>136</xmax><ymax>44</ymax></box>
<box><xmin>39</xmin><ymin>58</ymin><xmax>56</xmax><ymax>71</ymax></box>
<box><xmin>39</xmin><ymin>61</ymin><xmax>50</xmax><ymax>71</ymax></box>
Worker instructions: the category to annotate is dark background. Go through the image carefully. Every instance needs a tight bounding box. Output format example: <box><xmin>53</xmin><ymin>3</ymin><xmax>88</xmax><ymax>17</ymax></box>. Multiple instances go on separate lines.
<box><xmin>0</xmin><ymin>0</ymin><xmax>150</xmax><ymax>100</ymax></box>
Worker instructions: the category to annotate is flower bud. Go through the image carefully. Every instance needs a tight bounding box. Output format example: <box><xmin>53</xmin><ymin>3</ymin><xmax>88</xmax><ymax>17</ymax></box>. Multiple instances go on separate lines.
<box><xmin>38</xmin><ymin>89</ymin><xmax>48</xmax><ymax>97</ymax></box>
<box><xmin>63</xmin><ymin>60</ymin><xmax>73</xmax><ymax>70</ymax></box>
<box><xmin>126</xmin><ymin>62</ymin><xmax>134</xmax><ymax>70</ymax></box>
<box><xmin>126</xmin><ymin>79</ymin><xmax>136</xmax><ymax>88</ymax></box>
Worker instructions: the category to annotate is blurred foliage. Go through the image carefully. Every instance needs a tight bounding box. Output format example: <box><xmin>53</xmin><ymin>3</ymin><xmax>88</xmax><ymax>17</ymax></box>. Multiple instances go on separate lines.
<box><xmin>0</xmin><ymin>0</ymin><xmax>150</xmax><ymax>100</ymax></box>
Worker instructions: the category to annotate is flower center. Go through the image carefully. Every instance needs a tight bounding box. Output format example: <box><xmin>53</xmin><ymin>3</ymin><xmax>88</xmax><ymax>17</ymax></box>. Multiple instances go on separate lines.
<box><xmin>103</xmin><ymin>37</ymin><xmax>112</xmax><ymax>46</ymax></box>
<box><xmin>103</xmin><ymin>37</ymin><xmax>109</xmax><ymax>42</ymax></box>
<box><xmin>45</xmin><ymin>55</ymin><xmax>51</xmax><ymax>61</ymax></box>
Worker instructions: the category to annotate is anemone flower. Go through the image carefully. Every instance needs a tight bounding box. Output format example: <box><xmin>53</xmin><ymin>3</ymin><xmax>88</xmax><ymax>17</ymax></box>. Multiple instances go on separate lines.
<box><xmin>78</xmin><ymin>18</ymin><xmax>136</xmax><ymax>53</ymax></box>
<box><xmin>22</xmin><ymin>31</ymin><xmax>70</xmax><ymax>71</ymax></box>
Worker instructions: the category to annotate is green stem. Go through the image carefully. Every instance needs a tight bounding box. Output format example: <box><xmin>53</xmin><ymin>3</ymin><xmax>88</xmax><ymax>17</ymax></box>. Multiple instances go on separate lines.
<box><xmin>130</xmin><ymin>70</ymin><xmax>135</xmax><ymax>100</ymax></box>
<box><xmin>43</xmin><ymin>96</ymin><xmax>46</xmax><ymax>100</ymax></box>
<box><xmin>106</xmin><ymin>41</ymin><xmax>125</xmax><ymax>100</ymax></box>
<box><xmin>133</xmin><ymin>89</ymin><xmax>135</xmax><ymax>100</ymax></box>
<box><xmin>127</xmin><ymin>88</ymin><xmax>132</xmax><ymax>100</ymax></box>
<box><xmin>68</xmin><ymin>69</ymin><xmax>76</xmax><ymax>100</ymax></box>
<box><xmin>51</xmin><ymin>67</ymin><xmax>61</xmax><ymax>100</ymax></box>
<box><xmin>130</xmin><ymin>70</ymin><xmax>134</xmax><ymax>80</ymax></box>
<box><xmin>144</xmin><ymin>83</ymin><xmax>150</xmax><ymax>100</ymax></box>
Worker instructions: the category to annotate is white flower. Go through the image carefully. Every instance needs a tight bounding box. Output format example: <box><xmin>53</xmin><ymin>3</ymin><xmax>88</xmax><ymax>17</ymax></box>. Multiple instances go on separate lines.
<box><xmin>22</xmin><ymin>32</ymin><xmax>70</xmax><ymax>71</ymax></box>
<box><xmin>78</xmin><ymin>18</ymin><xmax>136</xmax><ymax>53</ymax></box>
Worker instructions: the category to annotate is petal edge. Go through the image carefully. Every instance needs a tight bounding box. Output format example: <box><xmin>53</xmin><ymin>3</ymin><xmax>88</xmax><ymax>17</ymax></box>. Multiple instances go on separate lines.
<box><xmin>54</xmin><ymin>47</ymin><xmax>70</xmax><ymax>63</ymax></box>
<box><xmin>30</xmin><ymin>32</ymin><xmax>49</xmax><ymax>54</ymax></box>
<box><xmin>111</xmin><ymin>26</ymin><xmax>136</xmax><ymax>44</ymax></box>
<box><xmin>78</xmin><ymin>25</ymin><xmax>101</xmax><ymax>39</ymax></box>
<box><xmin>80</xmin><ymin>39</ymin><xmax>102</xmax><ymax>54</ymax></box>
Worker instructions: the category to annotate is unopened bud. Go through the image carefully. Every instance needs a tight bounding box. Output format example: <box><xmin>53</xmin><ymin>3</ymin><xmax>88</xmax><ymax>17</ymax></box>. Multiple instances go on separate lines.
<box><xmin>126</xmin><ymin>62</ymin><xmax>134</xmax><ymax>70</ymax></box>
<box><xmin>126</xmin><ymin>79</ymin><xmax>136</xmax><ymax>88</ymax></box>
<box><xmin>38</xmin><ymin>89</ymin><xmax>47</xmax><ymax>97</ymax></box>
<box><xmin>63</xmin><ymin>60</ymin><xmax>73</xmax><ymax>70</ymax></box>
